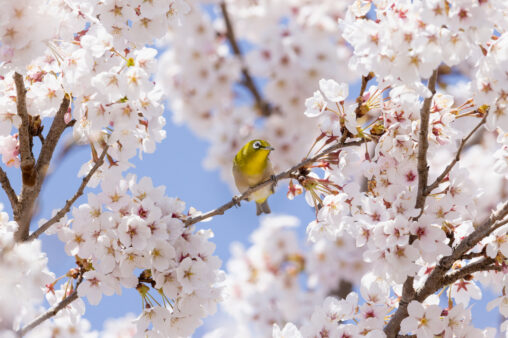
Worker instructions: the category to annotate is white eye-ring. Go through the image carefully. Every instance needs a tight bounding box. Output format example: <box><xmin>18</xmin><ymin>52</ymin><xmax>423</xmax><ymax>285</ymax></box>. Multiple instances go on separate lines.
<box><xmin>253</xmin><ymin>141</ymin><xmax>261</xmax><ymax>149</ymax></box>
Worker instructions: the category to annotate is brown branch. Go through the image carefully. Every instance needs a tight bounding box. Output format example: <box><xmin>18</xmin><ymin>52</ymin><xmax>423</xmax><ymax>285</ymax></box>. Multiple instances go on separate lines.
<box><xmin>14</xmin><ymin>94</ymin><xmax>71</xmax><ymax>241</ymax></box>
<box><xmin>385</xmin><ymin>70</ymin><xmax>439</xmax><ymax>337</ymax></box>
<box><xmin>354</xmin><ymin>72</ymin><xmax>375</xmax><ymax>118</ymax></box>
<box><xmin>384</xmin><ymin>200</ymin><xmax>508</xmax><ymax>337</ymax></box>
<box><xmin>0</xmin><ymin>166</ymin><xmax>18</xmax><ymax>212</ymax></box>
<box><xmin>425</xmin><ymin>110</ymin><xmax>488</xmax><ymax>195</ymax></box>
<box><xmin>184</xmin><ymin>139</ymin><xmax>367</xmax><ymax>226</ymax></box>
<box><xmin>460</xmin><ymin>250</ymin><xmax>485</xmax><ymax>261</ymax></box>
<box><xmin>18</xmin><ymin>275</ymin><xmax>84</xmax><ymax>336</ymax></box>
<box><xmin>13</xmin><ymin>72</ymin><xmax>36</xmax><ymax>187</ymax></box>
<box><xmin>27</xmin><ymin>146</ymin><xmax>109</xmax><ymax>241</ymax></box>
<box><xmin>328</xmin><ymin>279</ymin><xmax>353</xmax><ymax>299</ymax></box>
<box><xmin>18</xmin><ymin>291</ymin><xmax>78</xmax><ymax>336</ymax></box>
<box><xmin>441</xmin><ymin>257</ymin><xmax>498</xmax><ymax>286</ymax></box>
<box><xmin>220</xmin><ymin>2</ymin><xmax>273</xmax><ymax>117</ymax></box>
<box><xmin>415</xmin><ymin>69</ymin><xmax>439</xmax><ymax>210</ymax></box>
<box><xmin>438</xmin><ymin>201</ymin><xmax>508</xmax><ymax>270</ymax></box>
<box><xmin>490</xmin><ymin>217</ymin><xmax>508</xmax><ymax>234</ymax></box>
<box><xmin>35</xmin><ymin>94</ymin><xmax>71</xmax><ymax>178</ymax></box>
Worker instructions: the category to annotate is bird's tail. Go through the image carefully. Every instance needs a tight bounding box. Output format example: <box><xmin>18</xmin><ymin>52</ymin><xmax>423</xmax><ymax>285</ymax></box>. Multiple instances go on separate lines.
<box><xmin>256</xmin><ymin>200</ymin><xmax>271</xmax><ymax>215</ymax></box>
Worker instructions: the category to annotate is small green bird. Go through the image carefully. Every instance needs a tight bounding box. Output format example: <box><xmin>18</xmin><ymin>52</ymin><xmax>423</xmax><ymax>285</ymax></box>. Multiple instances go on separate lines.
<box><xmin>233</xmin><ymin>139</ymin><xmax>275</xmax><ymax>215</ymax></box>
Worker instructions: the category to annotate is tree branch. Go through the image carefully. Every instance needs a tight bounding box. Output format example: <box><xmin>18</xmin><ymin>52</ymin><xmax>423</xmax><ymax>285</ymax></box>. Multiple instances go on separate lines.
<box><xmin>425</xmin><ymin>110</ymin><xmax>488</xmax><ymax>195</ymax></box>
<box><xmin>460</xmin><ymin>250</ymin><xmax>485</xmax><ymax>261</ymax></box>
<box><xmin>185</xmin><ymin>139</ymin><xmax>366</xmax><ymax>226</ymax></box>
<box><xmin>354</xmin><ymin>73</ymin><xmax>375</xmax><ymax>118</ymax></box>
<box><xmin>384</xmin><ymin>70</ymin><xmax>439</xmax><ymax>337</ymax></box>
<box><xmin>13</xmin><ymin>72</ymin><xmax>36</xmax><ymax>188</ymax></box>
<box><xmin>220</xmin><ymin>2</ymin><xmax>273</xmax><ymax>117</ymax></box>
<box><xmin>14</xmin><ymin>94</ymin><xmax>71</xmax><ymax>241</ymax></box>
<box><xmin>27</xmin><ymin>146</ymin><xmax>109</xmax><ymax>241</ymax></box>
<box><xmin>35</xmin><ymin>94</ymin><xmax>71</xmax><ymax>178</ymax></box>
<box><xmin>415</xmin><ymin>69</ymin><xmax>439</xmax><ymax>210</ymax></box>
<box><xmin>18</xmin><ymin>275</ymin><xmax>84</xmax><ymax>336</ymax></box>
<box><xmin>441</xmin><ymin>257</ymin><xmax>498</xmax><ymax>286</ymax></box>
<box><xmin>384</xmin><ymin>200</ymin><xmax>508</xmax><ymax>337</ymax></box>
<box><xmin>0</xmin><ymin>166</ymin><xmax>18</xmax><ymax>212</ymax></box>
<box><xmin>328</xmin><ymin>279</ymin><xmax>353</xmax><ymax>300</ymax></box>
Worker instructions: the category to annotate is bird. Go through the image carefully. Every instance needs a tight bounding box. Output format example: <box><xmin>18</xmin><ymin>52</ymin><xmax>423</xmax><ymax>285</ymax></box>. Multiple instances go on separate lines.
<box><xmin>233</xmin><ymin>139</ymin><xmax>275</xmax><ymax>215</ymax></box>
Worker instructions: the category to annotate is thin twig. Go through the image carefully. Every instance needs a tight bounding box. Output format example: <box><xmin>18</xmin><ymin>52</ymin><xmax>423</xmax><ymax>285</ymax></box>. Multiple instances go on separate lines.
<box><xmin>460</xmin><ymin>251</ymin><xmax>485</xmax><ymax>261</ymax></box>
<box><xmin>0</xmin><ymin>166</ymin><xmax>18</xmax><ymax>211</ymax></box>
<box><xmin>18</xmin><ymin>274</ymin><xmax>84</xmax><ymax>336</ymax></box>
<box><xmin>441</xmin><ymin>257</ymin><xmax>498</xmax><ymax>286</ymax></box>
<box><xmin>220</xmin><ymin>2</ymin><xmax>272</xmax><ymax>117</ymax></box>
<box><xmin>185</xmin><ymin>139</ymin><xmax>366</xmax><ymax>226</ymax></box>
<box><xmin>415</xmin><ymin>69</ymin><xmax>439</xmax><ymax>210</ymax></box>
<box><xmin>425</xmin><ymin>110</ymin><xmax>488</xmax><ymax>195</ymax></box>
<box><xmin>27</xmin><ymin>146</ymin><xmax>109</xmax><ymax>241</ymax></box>
<box><xmin>354</xmin><ymin>72</ymin><xmax>374</xmax><ymax>118</ymax></box>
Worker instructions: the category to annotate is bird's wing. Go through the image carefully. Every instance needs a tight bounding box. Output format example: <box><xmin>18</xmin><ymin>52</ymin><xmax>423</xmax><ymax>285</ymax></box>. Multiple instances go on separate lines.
<box><xmin>232</xmin><ymin>165</ymin><xmax>249</xmax><ymax>193</ymax></box>
<box><xmin>262</xmin><ymin>159</ymin><xmax>275</xmax><ymax>180</ymax></box>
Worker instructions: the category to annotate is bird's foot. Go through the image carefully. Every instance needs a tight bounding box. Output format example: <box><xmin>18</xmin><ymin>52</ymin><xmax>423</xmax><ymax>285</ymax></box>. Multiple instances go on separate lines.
<box><xmin>232</xmin><ymin>196</ymin><xmax>242</xmax><ymax>207</ymax></box>
<box><xmin>270</xmin><ymin>175</ymin><xmax>277</xmax><ymax>193</ymax></box>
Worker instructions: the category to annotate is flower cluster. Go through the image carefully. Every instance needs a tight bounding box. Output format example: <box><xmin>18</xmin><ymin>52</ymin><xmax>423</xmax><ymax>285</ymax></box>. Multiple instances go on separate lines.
<box><xmin>157</xmin><ymin>1</ymin><xmax>354</xmax><ymax>187</ymax></box>
<box><xmin>0</xmin><ymin>206</ymin><xmax>53</xmax><ymax>335</ymax></box>
<box><xmin>342</xmin><ymin>0</ymin><xmax>507</xmax><ymax>95</ymax></box>
<box><xmin>0</xmin><ymin>0</ymin><xmax>60</xmax><ymax>68</ymax></box>
<box><xmin>45</xmin><ymin>175</ymin><xmax>224</xmax><ymax>336</ymax></box>
<box><xmin>275</xmin><ymin>291</ymin><xmax>496</xmax><ymax>338</ymax></box>
<box><xmin>263</xmin><ymin>24</ymin><xmax>508</xmax><ymax>332</ymax></box>
<box><xmin>26</xmin><ymin>312</ymin><xmax>137</xmax><ymax>337</ymax></box>
<box><xmin>0</xmin><ymin>0</ymin><xmax>197</xmax><ymax>186</ymax></box>
<box><xmin>222</xmin><ymin>215</ymin><xmax>316</xmax><ymax>336</ymax></box>
<box><xmin>221</xmin><ymin>214</ymin><xmax>367</xmax><ymax>336</ymax></box>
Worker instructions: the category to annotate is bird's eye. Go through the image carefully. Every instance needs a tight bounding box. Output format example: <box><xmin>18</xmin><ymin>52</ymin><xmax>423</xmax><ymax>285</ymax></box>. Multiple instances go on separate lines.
<box><xmin>253</xmin><ymin>141</ymin><xmax>261</xmax><ymax>149</ymax></box>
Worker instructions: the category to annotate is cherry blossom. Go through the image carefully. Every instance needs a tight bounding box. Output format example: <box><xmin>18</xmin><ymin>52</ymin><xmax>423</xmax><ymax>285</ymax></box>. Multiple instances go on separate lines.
<box><xmin>2</xmin><ymin>0</ymin><xmax>508</xmax><ymax>337</ymax></box>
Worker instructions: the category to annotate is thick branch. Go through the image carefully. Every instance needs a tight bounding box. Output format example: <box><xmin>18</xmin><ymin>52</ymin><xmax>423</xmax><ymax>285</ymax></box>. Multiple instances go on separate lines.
<box><xmin>14</xmin><ymin>94</ymin><xmax>71</xmax><ymax>241</ymax></box>
<box><xmin>415</xmin><ymin>69</ymin><xmax>438</xmax><ymax>210</ymax></box>
<box><xmin>36</xmin><ymin>94</ymin><xmax>71</xmax><ymax>178</ymax></box>
<box><xmin>0</xmin><ymin>166</ymin><xmax>18</xmax><ymax>212</ymax></box>
<box><xmin>13</xmin><ymin>72</ymin><xmax>36</xmax><ymax>186</ymax></box>
<box><xmin>384</xmin><ymin>201</ymin><xmax>508</xmax><ymax>337</ymax></box>
<box><xmin>220</xmin><ymin>2</ymin><xmax>272</xmax><ymax>117</ymax></box>
<box><xmin>329</xmin><ymin>280</ymin><xmax>353</xmax><ymax>299</ymax></box>
<box><xmin>27</xmin><ymin>146</ymin><xmax>109</xmax><ymax>241</ymax></box>
<box><xmin>385</xmin><ymin>70</ymin><xmax>439</xmax><ymax>337</ymax></box>
<box><xmin>425</xmin><ymin>111</ymin><xmax>488</xmax><ymax>195</ymax></box>
<box><xmin>185</xmin><ymin>139</ymin><xmax>366</xmax><ymax>226</ymax></box>
<box><xmin>384</xmin><ymin>277</ymin><xmax>415</xmax><ymax>336</ymax></box>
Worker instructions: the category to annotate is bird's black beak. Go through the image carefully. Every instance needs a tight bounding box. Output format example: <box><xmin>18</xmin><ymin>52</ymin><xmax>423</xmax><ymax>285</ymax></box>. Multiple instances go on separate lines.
<box><xmin>263</xmin><ymin>146</ymin><xmax>275</xmax><ymax>151</ymax></box>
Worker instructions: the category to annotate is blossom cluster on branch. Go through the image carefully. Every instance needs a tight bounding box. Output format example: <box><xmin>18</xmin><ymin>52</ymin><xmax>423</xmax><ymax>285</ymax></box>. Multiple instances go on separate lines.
<box><xmin>2</xmin><ymin>0</ymin><xmax>508</xmax><ymax>337</ymax></box>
